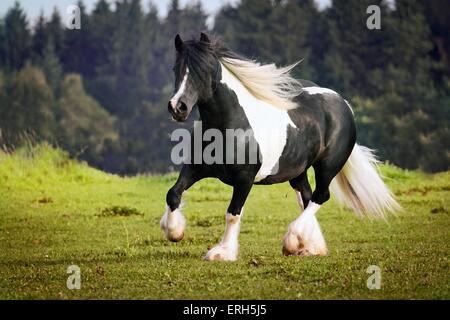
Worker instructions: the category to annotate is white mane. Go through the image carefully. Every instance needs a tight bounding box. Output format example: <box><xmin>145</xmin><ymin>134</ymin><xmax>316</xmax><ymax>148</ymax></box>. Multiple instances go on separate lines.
<box><xmin>219</xmin><ymin>57</ymin><xmax>302</xmax><ymax>110</ymax></box>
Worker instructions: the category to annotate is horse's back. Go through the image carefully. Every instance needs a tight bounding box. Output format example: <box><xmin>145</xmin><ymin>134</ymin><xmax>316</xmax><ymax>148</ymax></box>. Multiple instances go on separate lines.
<box><xmin>256</xmin><ymin>85</ymin><xmax>356</xmax><ymax>185</ymax></box>
<box><xmin>294</xmin><ymin>86</ymin><xmax>356</xmax><ymax>146</ymax></box>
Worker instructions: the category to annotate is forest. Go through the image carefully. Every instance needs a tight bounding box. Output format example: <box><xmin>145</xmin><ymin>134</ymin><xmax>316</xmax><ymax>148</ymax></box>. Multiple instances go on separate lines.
<box><xmin>0</xmin><ymin>0</ymin><xmax>448</xmax><ymax>174</ymax></box>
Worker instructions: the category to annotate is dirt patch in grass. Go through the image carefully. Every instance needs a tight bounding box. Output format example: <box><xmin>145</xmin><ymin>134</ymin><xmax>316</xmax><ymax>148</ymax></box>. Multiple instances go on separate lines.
<box><xmin>430</xmin><ymin>207</ymin><xmax>448</xmax><ymax>214</ymax></box>
<box><xmin>37</xmin><ymin>196</ymin><xmax>53</xmax><ymax>204</ymax></box>
<box><xmin>98</xmin><ymin>205</ymin><xmax>144</xmax><ymax>217</ymax></box>
<box><xmin>195</xmin><ymin>218</ymin><xmax>213</xmax><ymax>227</ymax></box>
<box><xmin>396</xmin><ymin>185</ymin><xmax>450</xmax><ymax>196</ymax></box>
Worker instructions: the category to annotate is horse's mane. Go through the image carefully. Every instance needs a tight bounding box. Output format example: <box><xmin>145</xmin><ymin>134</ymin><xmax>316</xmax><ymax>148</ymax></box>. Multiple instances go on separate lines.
<box><xmin>183</xmin><ymin>37</ymin><xmax>303</xmax><ymax>111</ymax></box>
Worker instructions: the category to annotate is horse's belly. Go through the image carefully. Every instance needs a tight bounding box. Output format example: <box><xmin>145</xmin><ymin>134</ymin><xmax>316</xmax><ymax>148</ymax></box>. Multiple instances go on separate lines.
<box><xmin>253</xmin><ymin>123</ymin><xmax>295</xmax><ymax>182</ymax></box>
<box><xmin>254</xmin><ymin>124</ymin><xmax>321</xmax><ymax>185</ymax></box>
<box><xmin>254</xmin><ymin>155</ymin><xmax>307</xmax><ymax>185</ymax></box>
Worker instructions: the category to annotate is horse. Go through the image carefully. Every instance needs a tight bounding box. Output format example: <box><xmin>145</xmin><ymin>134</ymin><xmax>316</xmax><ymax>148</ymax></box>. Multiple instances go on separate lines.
<box><xmin>160</xmin><ymin>33</ymin><xmax>400</xmax><ymax>261</ymax></box>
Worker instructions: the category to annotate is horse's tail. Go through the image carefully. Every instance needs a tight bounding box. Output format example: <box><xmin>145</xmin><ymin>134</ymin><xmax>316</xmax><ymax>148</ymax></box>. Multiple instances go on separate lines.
<box><xmin>330</xmin><ymin>144</ymin><xmax>401</xmax><ymax>219</ymax></box>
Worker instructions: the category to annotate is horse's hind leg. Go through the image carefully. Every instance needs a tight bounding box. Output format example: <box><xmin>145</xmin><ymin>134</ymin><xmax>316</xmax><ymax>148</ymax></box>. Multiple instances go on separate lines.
<box><xmin>283</xmin><ymin>171</ymin><xmax>327</xmax><ymax>256</ymax></box>
<box><xmin>283</xmin><ymin>145</ymin><xmax>353</xmax><ymax>256</ymax></box>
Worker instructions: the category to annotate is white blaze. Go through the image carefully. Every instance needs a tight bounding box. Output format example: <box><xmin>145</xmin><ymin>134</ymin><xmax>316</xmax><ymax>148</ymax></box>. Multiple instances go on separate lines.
<box><xmin>170</xmin><ymin>67</ymin><xmax>189</xmax><ymax>108</ymax></box>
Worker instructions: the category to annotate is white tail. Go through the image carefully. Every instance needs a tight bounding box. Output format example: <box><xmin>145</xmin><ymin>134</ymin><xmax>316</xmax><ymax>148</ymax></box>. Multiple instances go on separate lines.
<box><xmin>330</xmin><ymin>144</ymin><xmax>401</xmax><ymax>219</ymax></box>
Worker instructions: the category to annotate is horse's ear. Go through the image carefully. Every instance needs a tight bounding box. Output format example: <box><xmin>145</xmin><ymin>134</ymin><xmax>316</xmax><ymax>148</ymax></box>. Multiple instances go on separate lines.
<box><xmin>200</xmin><ymin>32</ymin><xmax>210</xmax><ymax>44</ymax></box>
<box><xmin>175</xmin><ymin>34</ymin><xmax>184</xmax><ymax>52</ymax></box>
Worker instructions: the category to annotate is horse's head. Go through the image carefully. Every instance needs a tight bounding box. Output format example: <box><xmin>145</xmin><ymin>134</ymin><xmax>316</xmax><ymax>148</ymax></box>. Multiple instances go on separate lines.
<box><xmin>168</xmin><ymin>33</ymin><xmax>218</xmax><ymax>122</ymax></box>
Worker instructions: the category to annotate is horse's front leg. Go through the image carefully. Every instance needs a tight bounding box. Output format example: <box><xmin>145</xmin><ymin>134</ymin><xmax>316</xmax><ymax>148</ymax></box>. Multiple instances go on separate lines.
<box><xmin>204</xmin><ymin>180</ymin><xmax>253</xmax><ymax>261</ymax></box>
<box><xmin>160</xmin><ymin>166</ymin><xmax>198</xmax><ymax>242</ymax></box>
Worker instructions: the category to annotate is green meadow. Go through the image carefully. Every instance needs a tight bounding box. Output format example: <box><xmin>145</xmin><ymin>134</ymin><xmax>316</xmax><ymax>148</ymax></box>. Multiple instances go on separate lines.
<box><xmin>0</xmin><ymin>144</ymin><xmax>448</xmax><ymax>299</ymax></box>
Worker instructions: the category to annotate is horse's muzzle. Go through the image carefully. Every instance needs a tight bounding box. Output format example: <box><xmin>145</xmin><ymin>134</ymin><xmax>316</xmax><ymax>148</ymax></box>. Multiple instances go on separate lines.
<box><xmin>168</xmin><ymin>101</ymin><xmax>188</xmax><ymax>122</ymax></box>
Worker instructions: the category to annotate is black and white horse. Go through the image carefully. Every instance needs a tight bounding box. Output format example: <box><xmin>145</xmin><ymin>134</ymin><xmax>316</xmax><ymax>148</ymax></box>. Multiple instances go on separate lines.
<box><xmin>160</xmin><ymin>33</ymin><xmax>400</xmax><ymax>261</ymax></box>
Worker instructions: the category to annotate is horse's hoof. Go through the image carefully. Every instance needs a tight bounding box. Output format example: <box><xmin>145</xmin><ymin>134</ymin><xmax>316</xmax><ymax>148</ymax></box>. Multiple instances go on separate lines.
<box><xmin>282</xmin><ymin>246</ymin><xmax>308</xmax><ymax>256</ymax></box>
<box><xmin>282</xmin><ymin>243</ymin><xmax>327</xmax><ymax>256</ymax></box>
<box><xmin>283</xmin><ymin>247</ymin><xmax>312</xmax><ymax>257</ymax></box>
<box><xmin>282</xmin><ymin>245</ymin><xmax>295</xmax><ymax>256</ymax></box>
<box><xmin>282</xmin><ymin>232</ymin><xmax>304</xmax><ymax>256</ymax></box>
<box><xmin>167</xmin><ymin>231</ymin><xmax>184</xmax><ymax>242</ymax></box>
<box><xmin>282</xmin><ymin>229</ymin><xmax>327</xmax><ymax>257</ymax></box>
<box><xmin>160</xmin><ymin>207</ymin><xmax>186</xmax><ymax>242</ymax></box>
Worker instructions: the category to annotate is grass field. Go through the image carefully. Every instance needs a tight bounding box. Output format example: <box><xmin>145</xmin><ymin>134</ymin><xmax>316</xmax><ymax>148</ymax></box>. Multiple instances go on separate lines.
<box><xmin>0</xmin><ymin>144</ymin><xmax>448</xmax><ymax>299</ymax></box>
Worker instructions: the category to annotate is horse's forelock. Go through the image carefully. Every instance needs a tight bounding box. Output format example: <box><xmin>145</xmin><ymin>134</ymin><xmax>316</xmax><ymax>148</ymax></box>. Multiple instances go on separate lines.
<box><xmin>180</xmin><ymin>39</ymin><xmax>221</xmax><ymax>96</ymax></box>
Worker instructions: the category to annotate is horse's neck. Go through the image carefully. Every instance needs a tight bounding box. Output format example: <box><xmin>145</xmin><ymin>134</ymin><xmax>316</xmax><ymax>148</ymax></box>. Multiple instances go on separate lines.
<box><xmin>197</xmin><ymin>102</ymin><xmax>221</xmax><ymax>129</ymax></box>
<box><xmin>198</xmin><ymin>85</ymin><xmax>241</xmax><ymax>130</ymax></box>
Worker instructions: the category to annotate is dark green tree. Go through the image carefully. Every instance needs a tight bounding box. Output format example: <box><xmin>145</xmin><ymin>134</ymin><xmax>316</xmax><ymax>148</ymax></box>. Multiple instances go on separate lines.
<box><xmin>103</xmin><ymin>0</ymin><xmax>149</xmax><ymax>117</ymax></box>
<box><xmin>419</xmin><ymin>0</ymin><xmax>450</xmax><ymax>83</ymax></box>
<box><xmin>80</xmin><ymin>0</ymin><xmax>115</xmax><ymax>111</ymax></box>
<box><xmin>38</xmin><ymin>39</ymin><xmax>63</xmax><ymax>94</ymax></box>
<box><xmin>323</xmin><ymin>0</ymin><xmax>389</xmax><ymax>97</ymax></box>
<box><xmin>46</xmin><ymin>8</ymin><xmax>64</xmax><ymax>58</ymax></box>
<box><xmin>61</xmin><ymin>1</ymin><xmax>92</xmax><ymax>76</ymax></box>
<box><xmin>145</xmin><ymin>4</ymin><xmax>166</xmax><ymax>102</ymax></box>
<box><xmin>215</xmin><ymin>0</ymin><xmax>274</xmax><ymax>61</ymax></box>
<box><xmin>31</xmin><ymin>12</ymin><xmax>48</xmax><ymax>61</ymax></box>
<box><xmin>1</xmin><ymin>1</ymin><xmax>31</xmax><ymax>70</ymax></box>
<box><xmin>270</xmin><ymin>0</ymin><xmax>318</xmax><ymax>79</ymax></box>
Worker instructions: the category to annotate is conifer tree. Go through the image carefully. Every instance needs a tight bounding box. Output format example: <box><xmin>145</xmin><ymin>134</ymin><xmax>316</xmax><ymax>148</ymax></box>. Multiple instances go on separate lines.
<box><xmin>39</xmin><ymin>39</ymin><xmax>63</xmax><ymax>95</ymax></box>
<box><xmin>46</xmin><ymin>8</ymin><xmax>64</xmax><ymax>58</ymax></box>
<box><xmin>61</xmin><ymin>1</ymin><xmax>92</xmax><ymax>77</ymax></box>
<box><xmin>1</xmin><ymin>1</ymin><xmax>31</xmax><ymax>70</ymax></box>
<box><xmin>31</xmin><ymin>13</ymin><xmax>48</xmax><ymax>61</ymax></box>
<box><xmin>323</xmin><ymin>0</ymin><xmax>389</xmax><ymax>97</ymax></box>
<box><xmin>215</xmin><ymin>0</ymin><xmax>274</xmax><ymax>61</ymax></box>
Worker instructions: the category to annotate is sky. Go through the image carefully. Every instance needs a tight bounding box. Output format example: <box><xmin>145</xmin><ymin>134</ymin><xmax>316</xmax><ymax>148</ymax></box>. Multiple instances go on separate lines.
<box><xmin>0</xmin><ymin>0</ymin><xmax>332</xmax><ymax>26</ymax></box>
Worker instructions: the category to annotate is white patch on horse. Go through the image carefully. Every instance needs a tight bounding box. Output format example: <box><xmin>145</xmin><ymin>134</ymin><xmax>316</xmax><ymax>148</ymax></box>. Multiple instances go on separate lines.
<box><xmin>160</xmin><ymin>205</ymin><xmax>186</xmax><ymax>242</ymax></box>
<box><xmin>220</xmin><ymin>63</ymin><xmax>296</xmax><ymax>181</ymax></box>
<box><xmin>170</xmin><ymin>67</ymin><xmax>189</xmax><ymax>108</ymax></box>
<box><xmin>282</xmin><ymin>201</ymin><xmax>327</xmax><ymax>256</ymax></box>
<box><xmin>303</xmin><ymin>86</ymin><xmax>354</xmax><ymax>114</ymax></box>
<box><xmin>302</xmin><ymin>87</ymin><xmax>338</xmax><ymax>96</ymax></box>
<box><xmin>204</xmin><ymin>212</ymin><xmax>242</xmax><ymax>261</ymax></box>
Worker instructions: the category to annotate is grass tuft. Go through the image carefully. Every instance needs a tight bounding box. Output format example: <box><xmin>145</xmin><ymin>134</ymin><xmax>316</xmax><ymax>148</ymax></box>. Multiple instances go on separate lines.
<box><xmin>99</xmin><ymin>206</ymin><xmax>144</xmax><ymax>217</ymax></box>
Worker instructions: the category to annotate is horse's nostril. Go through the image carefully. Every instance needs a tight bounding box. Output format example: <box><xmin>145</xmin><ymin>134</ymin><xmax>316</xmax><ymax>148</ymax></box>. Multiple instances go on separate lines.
<box><xmin>168</xmin><ymin>102</ymin><xmax>173</xmax><ymax>112</ymax></box>
<box><xmin>178</xmin><ymin>102</ymin><xmax>188</xmax><ymax>113</ymax></box>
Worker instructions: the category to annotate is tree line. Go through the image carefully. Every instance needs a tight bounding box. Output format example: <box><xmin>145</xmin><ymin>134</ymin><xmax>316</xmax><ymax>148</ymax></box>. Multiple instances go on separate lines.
<box><xmin>0</xmin><ymin>0</ymin><xmax>448</xmax><ymax>173</ymax></box>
